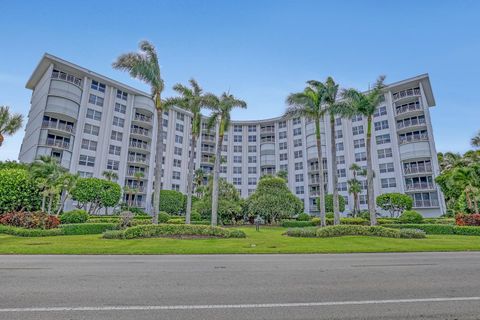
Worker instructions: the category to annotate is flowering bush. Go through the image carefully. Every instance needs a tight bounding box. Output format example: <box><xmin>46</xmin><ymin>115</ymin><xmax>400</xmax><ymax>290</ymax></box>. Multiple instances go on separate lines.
<box><xmin>455</xmin><ymin>213</ymin><xmax>480</xmax><ymax>226</ymax></box>
<box><xmin>0</xmin><ymin>211</ymin><xmax>60</xmax><ymax>229</ymax></box>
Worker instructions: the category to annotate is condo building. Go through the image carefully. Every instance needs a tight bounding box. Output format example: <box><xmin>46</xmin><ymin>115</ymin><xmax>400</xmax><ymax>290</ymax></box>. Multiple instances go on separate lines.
<box><xmin>19</xmin><ymin>54</ymin><xmax>446</xmax><ymax>217</ymax></box>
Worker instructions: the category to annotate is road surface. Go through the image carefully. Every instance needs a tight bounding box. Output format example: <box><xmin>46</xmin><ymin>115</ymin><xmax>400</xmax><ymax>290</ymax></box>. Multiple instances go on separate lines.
<box><xmin>1</xmin><ymin>252</ymin><xmax>480</xmax><ymax>319</ymax></box>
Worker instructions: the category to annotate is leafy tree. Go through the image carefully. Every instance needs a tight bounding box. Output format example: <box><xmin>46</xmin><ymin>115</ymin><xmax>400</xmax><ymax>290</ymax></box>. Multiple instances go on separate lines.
<box><xmin>159</xmin><ymin>190</ymin><xmax>186</xmax><ymax>215</ymax></box>
<box><xmin>113</xmin><ymin>41</ymin><xmax>166</xmax><ymax>224</ymax></box>
<box><xmin>164</xmin><ymin>79</ymin><xmax>209</xmax><ymax>224</ymax></box>
<box><xmin>205</xmin><ymin>92</ymin><xmax>247</xmax><ymax>226</ymax></box>
<box><xmin>194</xmin><ymin>169</ymin><xmax>206</xmax><ymax>197</ymax></box>
<box><xmin>341</xmin><ymin>75</ymin><xmax>386</xmax><ymax>225</ymax></box>
<box><xmin>472</xmin><ymin>131</ymin><xmax>480</xmax><ymax>149</ymax></box>
<box><xmin>376</xmin><ymin>193</ymin><xmax>413</xmax><ymax>218</ymax></box>
<box><xmin>0</xmin><ymin>160</ymin><xmax>28</xmax><ymax>170</ymax></box>
<box><xmin>324</xmin><ymin>194</ymin><xmax>346</xmax><ymax>213</ymax></box>
<box><xmin>71</xmin><ymin>178</ymin><xmax>121</xmax><ymax>215</ymax></box>
<box><xmin>276</xmin><ymin>170</ymin><xmax>288</xmax><ymax>181</ymax></box>
<box><xmin>0</xmin><ymin>168</ymin><xmax>41</xmax><ymax>213</ymax></box>
<box><xmin>246</xmin><ymin>175</ymin><xmax>304</xmax><ymax>223</ymax></box>
<box><xmin>285</xmin><ymin>81</ymin><xmax>327</xmax><ymax>226</ymax></box>
<box><xmin>0</xmin><ymin>105</ymin><xmax>23</xmax><ymax>147</ymax></box>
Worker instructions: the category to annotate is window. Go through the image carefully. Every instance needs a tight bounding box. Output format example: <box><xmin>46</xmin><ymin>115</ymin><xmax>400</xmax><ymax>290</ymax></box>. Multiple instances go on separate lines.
<box><xmin>335</xmin><ymin>130</ymin><xmax>343</xmax><ymax>139</ymax></box>
<box><xmin>81</xmin><ymin>139</ymin><xmax>97</xmax><ymax>151</ymax></box>
<box><xmin>52</xmin><ymin>69</ymin><xmax>82</xmax><ymax>86</ymax></box>
<box><xmin>352</xmin><ymin>125</ymin><xmax>364</xmax><ymax>135</ymax></box>
<box><xmin>248</xmin><ymin>135</ymin><xmax>257</xmax><ymax>142</ymax></box>
<box><xmin>379</xmin><ymin>162</ymin><xmax>395</xmax><ymax>173</ymax></box>
<box><xmin>234</xmin><ymin>125</ymin><xmax>242</xmax><ymax>132</ymax></box>
<box><xmin>79</xmin><ymin>155</ymin><xmax>95</xmax><ymax>167</ymax></box>
<box><xmin>295</xmin><ymin>174</ymin><xmax>304</xmax><ymax>182</ymax></box>
<box><xmin>381</xmin><ymin>178</ymin><xmax>396</xmax><ymax>188</ymax></box>
<box><xmin>354</xmin><ymin>138</ymin><xmax>365</xmax><ymax>149</ymax></box>
<box><xmin>172</xmin><ymin>171</ymin><xmax>181</xmax><ymax>180</ymax></box>
<box><xmin>374</xmin><ymin>106</ymin><xmax>387</xmax><ymax>117</ymax></box>
<box><xmin>352</xmin><ymin>115</ymin><xmax>362</xmax><ymax>122</ymax></box>
<box><xmin>248</xmin><ymin>156</ymin><xmax>257</xmax><ymax>163</ymax></box>
<box><xmin>337</xmin><ymin>182</ymin><xmax>347</xmax><ymax>191</ymax></box>
<box><xmin>293</xmin><ymin>117</ymin><xmax>301</xmax><ymax>125</ymax></box>
<box><xmin>78</xmin><ymin>171</ymin><xmax>93</xmax><ymax>178</ymax></box>
<box><xmin>109</xmin><ymin>145</ymin><xmax>121</xmax><ymax>156</ymax></box>
<box><xmin>337</xmin><ymin>168</ymin><xmax>346</xmax><ymax>178</ymax></box>
<box><xmin>86</xmin><ymin>108</ymin><xmax>102</xmax><ymax>121</ymax></box>
<box><xmin>355</xmin><ymin>152</ymin><xmax>367</xmax><ymax>162</ymax></box>
<box><xmin>114</xmin><ymin>103</ymin><xmax>126</xmax><ymax>114</ymax></box>
<box><xmin>248</xmin><ymin>145</ymin><xmax>257</xmax><ymax>152</ymax></box>
<box><xmin>91</xmin><ymin>80</ymin><xmax>106</xmax><ymax>93</ymax></box>
<box><xmin>116</xmin><ymin>89</ymin><xmax>128</xmax><ymax>100</ymax></box>
<box><xmin>293</xmin><ymin>138</ymin><xmax>302</xmax><ymax>147</ymax></box>
<box><xmin>233</xmin><ymin>177</ymin><xmax>242</xmax><ymax>185</ymax></box>
<box><xmin>106</xmin><ymin>160</ymin><xmax>119</xmax><ymax>171</ymax></box>
<box><xmin>176</xmin><ymin>123</ymin><xmax>184</xmax><ymax>132</ymax></box>
<box><xmin>233</xmin><ymin>135</ymin><xmax>242</xmax><ymax>143</ymax></box>
<box><xmin>295</xmin><ymin>162</ymin><xmax>303</xmax><ymax>170</ymax></box>
<box><xmin>336</xmin><ymin>142</ymin><xmax>344</xmax><ymax>151</ymax></box>
<box><xmin>279</xmin><ymin>142</ymin><xmax>287</xmax><ymax>150</ymax></box>
<box><xmin>296</xmin><ymin>186</ymin><xmax>305</xmax><ymax>194</ymax></box>
<box><xmin>88</xmin><ymin>94</ymin><xmax>104</xmax><ymax>106</ymax></box>
<box><xmin>84</xmin><ymin>123</ymin><xmax>100</xmax><ymax>136</ymax></box>
<box><xmin>220</xmin><ymin>166</ymin><xmax>227</xmax><ymax>173</ymax></box>
<box><xmin>248</xmin><ymin>177</ymin><xmax>257</xmax><ymax>185</ymax></box>
<box><xmin>293</xmin><ymin>128</ymin><xmax>302</xmax><ymax>136</ymax></box>
<box><xmin>174</xmin><ymin>147</ymin><xmax>182</xmax><ymax>156</ymax></box>
<box><xmin>234</xmin><ymin>156</ymin><xmax>242</xmax><ymax>163</ymax></box>
<box><xmin>171</xmin><ymin>184</ymin><xmax>180</xmax><ymax>191</ymax></box>
<box><xmin>376</xmin><ymin>134</ymin><xmax>391</xmax><ymax>145</ymax></box>
<box><xmin>294</xmin><ymin>150</ymin><xmax>303</xmax><ymax>158</ymax></box>
<box><xmin>173</xmin><ymin>159</ymin><xmax>182</xmax><ymax>167</ymax></box>
<box><xmin>335</xmin><ymin>118</ymin><xmax>342</xmax><ymax>126</ymax></box>
<box><xmin>279</xmin><ymin>131</ymin><xmax>287</xmax><ymax>139</ymax></box>
<box><xmin>111</xmin><ymin>130</ymin><xmax>123</xmax><ymax>142</ymax></box>
<box><xmin>177</xmin><ymin>112</ymin><xmax>184</xmax><ymax>121</ymax></box>
<box><xmin>248</xmin><ymin>167</ymin><xmax>257</xmax><ymax>174</ymax></box>
<box><xmin>223</xmin><ymin>135</ymin><xmax>228</xmax><ymax>142</ymax></box>
<box><xmin>279</xmin><ymin>164</ymin><xmax>288</xmax><ymax>171</ymax></box>
<box><xmin>233</xmin><ymin>167</ymin><xmax>242</xmax><ymax>174</ymax></box>
<box><xmin>163</xmin><ymin>119</ymin><xmax>168</xmax><ymax>127</ymax></box>
<box><xmin>359</xmin><ymin>194</ymin><xmax>368</xmax><ymax>205</ymax></box>
<box><xmin>248</xmin><ymin>125</ymin><xmax>256</xmax><ymax>132</ymax></box>
<box><xmin>278</xmin><ymin>121</ymin><xmax>286</xmax><ymax>128</ymax></box>
<box><xmin>377</xmin><ymin>148</ymin><xmax>393</xmax><ymax>159</ymax></box>
<box><xmin>233</xmin><ymin>145</ymin><xmax>242</xmax><ymax>153</ymax></box>
<box><xmin>221</xmin><ymin>145</ymin><xmax>228</xmax><ymax>152</ymax></box>
<box><xmin>336</xmin><ymin>155</ymin><xmax>345</xmax><ymax>165</ymax></box>
<box><xmin>173</xmin><ymin>135</ymin><xmax>182</xmax><ymax>144</ymax></box>
<box><xmin>280</xmin><ymin>153</ymin><xmax>288</xmax><ymax>161</ymax></box>
<box><xmin>374</xmin><ymin>120</ymin><xmax>389</xmax><ymax>131</ymax></box>
<box><xmin>111</xmin><ymin>116</ymin><xmax>124</xmax><ymax>127</ymax></box>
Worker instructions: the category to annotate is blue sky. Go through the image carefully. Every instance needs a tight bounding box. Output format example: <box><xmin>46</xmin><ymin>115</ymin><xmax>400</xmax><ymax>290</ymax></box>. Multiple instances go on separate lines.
<box><xmin>1</xmin><ymin>0</ymin><xmax>479</xmax><ymax>160</ymax></box>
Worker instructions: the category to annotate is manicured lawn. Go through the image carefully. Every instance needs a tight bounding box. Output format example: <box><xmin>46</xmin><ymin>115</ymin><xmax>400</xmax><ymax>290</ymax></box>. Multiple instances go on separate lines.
<box><xmin>1</xmin><ymin>226</ymin><xmax>480</xmax><ymax>254</ymax></box>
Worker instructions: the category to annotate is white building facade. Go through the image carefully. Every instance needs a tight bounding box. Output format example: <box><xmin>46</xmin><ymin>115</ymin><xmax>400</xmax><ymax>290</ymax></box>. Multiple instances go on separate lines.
<box><xmin>20</xmin><ymin>54</ymin><xmax>446</xmax><ymax>217</ymax></box>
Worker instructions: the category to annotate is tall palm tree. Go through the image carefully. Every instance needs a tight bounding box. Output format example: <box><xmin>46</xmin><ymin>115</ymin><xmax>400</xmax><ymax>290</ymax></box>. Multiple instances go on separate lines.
<box><xmin>30</xmin><ymin>155</ymin><xmax>66</xmax><ymax>213</ymax></box>
<box><xmin>113</xmin><ymin>41</ymin><xmax>165</xmax><ymax>224</ymax></box>
<box><xmin>164</xmin><ymin>79</ymin><xmax>209</xmax><ymax>224</ymax></box>
<box><xmin>286</xmin><ymin>82</ymin><xmax>328</xmax><ymax>226</ymax></box>
<box><xmin>347</xmin><ymin>163</ymin><xmax>366</xmax><ymax>217</ymax></box>
<box><xmin>194</xmin><ymin>168</ymin><xmax>206</xmax><ymax>197</ymax></box>
<box><xmin>206</xmin><ymin>92</ymin><xmax>247</xmax><ymax>226</ymax></box>
<box><xmin>0</xmin><ymin>106</ymin><xmax>23</xmax><ymax>147</ymax></box>
<box><xmin>472</xmin><ymin>131</ymin><xmax>480</xmax><ymax>149</ymax></box>
<box><xmin>341</xmin><ymin>76</ymin><xmax>386</xmax><ymax>226</ymax></box>
<box><xmin>102</xmin><ymin>170</ymin><xmax>118</xmax><ymax>181</ymax></box>
<box><xmin>55</xmin><ymin>172</ymin><xmax>78</xmax><ymax>215</ymax></box>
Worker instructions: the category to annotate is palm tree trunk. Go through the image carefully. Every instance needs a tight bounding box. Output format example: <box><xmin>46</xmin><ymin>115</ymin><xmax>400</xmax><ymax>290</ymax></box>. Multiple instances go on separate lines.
<box><xmin>355</xmin><ymin>193</ymin><xmax>360</xmax><ymax>217</ymax></box>
<box><xmin>56</xmin><ymin>190</ymin><xmax>66</xmax><ymax>216</ymax></box>
<box><xmin>185</xmin><ymin>135</ymin><xmax>197</xmax><ymax>224</ymax></box>
<box><xmin>41</xmin><ymin>194</ymin><xmax>46</xmax><ymax>212</ymax></box>
<box><xmin>315</xmin><ymin>117</ymin><xmax>326</xmax><ymax>227</ymax></box>
<box><xmin>47</xmin><ymin>194</ymin><xmax>53</xmax><ymax>215</ymax></box>
<box><xmin>152</xmin><ymin>103</ymin><xmax>164</xmax><ymax>224</ymax></box>
<box><xmin>330</xmin><ymin>114</ymin><xmax>340</xmax><ymax>225</ymax></box>
<box><xmin>366</xmin><ymin>116</ymin><xmax>377</xmax><ymax>225</ymax></box>
<box><xmin>211</xmin><ymin>130</ymin><xmax>224</xmax><ymax>227</ymax></box>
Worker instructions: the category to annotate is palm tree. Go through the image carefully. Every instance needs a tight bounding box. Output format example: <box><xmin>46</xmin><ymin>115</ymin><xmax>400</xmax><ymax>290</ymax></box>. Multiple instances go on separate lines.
<box><xmin>0</xmin><ymin>106</ymin><xmax>23</xmax><ymax>147</ymax></box>
<box><xmin>347</xmin><ymin>163</ymin><xmax>365</xmax><ymax>217</ymax></box>
<box><xmin>30</xmin><ymin>155</ymin><xmax>66</xmax><ymax>213</ymax></box>
<box><xmin>472</xmin><ymin>131</ymin><xmax>480</xmax><ymax>149</ymax></box>
<box><xmin>194</xmin><ymin>168</ymin><xmax>206</xmax><ymax>197</ymax></box>
<box><xmin>113</xmin><ymin>41</ymin><xmax>165</xmax><ymax>224</ymax></box>
<box><xmin>341</xmin><ymin>76</ymin><xmax>386</xmax><ymax>226</ymax></box>
<box><xmin>206</xmin><ymin>92</ymin><xmax>247</xmax><ymax>226</ymax></box>
<box><xmin>102</xmin><ymin>170</ymin><xmax>118</xmax><ymax>181</ymax></box>
<box><xmin>164</xmin><ymin>79</ymin><xmax>209</xmax><ymax>224</ymax></box>
<box><xmin>55</xmin><ymin>172</ymin><xmax>78</xmax><ymax>215</ymax></box>
<box><xmin>286</xmin><ymin>82</ymin><xmax>328</xmax><ymax>226</ymax></box>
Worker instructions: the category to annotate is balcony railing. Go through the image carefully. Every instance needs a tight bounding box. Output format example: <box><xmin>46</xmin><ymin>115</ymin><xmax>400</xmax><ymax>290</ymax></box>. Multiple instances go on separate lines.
<box><xmin>405</xmin><ymin>182</ymin><xmax>435</xmax><ymax>191</ymax></box>
<box><xmin>404</xmin><ymin>165</ymin><xmax>432</xmax><ymax>175</ymax></box>
<box><xmin>45</xmin><ymin>139</ymin><xmax>70</xmax><ymax>149</ymax></box>
<box><xmin>134</xmin><ymin>114</ymin><xmax>152</xmax><ymax>123</ymax></box>
<box><xmin>413</xmin><ymin>199</ymin><xmax>439</xmax><ymax>208</ymax></box>
<box><xmin>396</xmin><ymin>103</ymin><xmax>422</xmax><ymax>116</ymax></box>
<box><xmin>126</xmin><ymin>169</ymin><xmax>147</xmax><ymax>177</ymax></box>
<box><xmin>127</xmin><ymin>155</ymin><xmax>149</xmax><ymax>164</ymax></box>
<box><xmin>129</xmin><ymin>141</ymin><xmax>149</xmax><ymax>150</ymax></box>
<box><xmin>201</xmin><ymin>146</ymin><xmax>215</xmax><ymax>153</ymax></box>
<box><xmin>399</xmin><ymin>133</ymin><xmax>429</xmax><ymax>145</ymax></box>
<box><xmin>42</xmin><ymin>120</ymin><xmax>75</xmax><ymax>133</ymax></box>
<box><xmin>130</xmin><ymin>127</ymin><xmax>150</xmax><ymax>137</ymax></box>
<box><xmin>126</xmin><ymin>185</ymin><xmax>146</xmax><ymax>193</ymax></box>
<box><xmin>393</xmin><ymin>87</ymin><xmax>421</xmax><ymax>101</ymax></box>
<box><xmin>260</xmin><ymin>127</ymin><xmax>275</xmax><ymax>134</ymax></box>
<box><xmin>202</xmin><ymin>135</ymin><xmax>216</xmax><ymax>143</ymax></box>
<box><xmin>397</xmin><ymin>118</ymin><xmax>426</xmax><ymax>130</ymax></box>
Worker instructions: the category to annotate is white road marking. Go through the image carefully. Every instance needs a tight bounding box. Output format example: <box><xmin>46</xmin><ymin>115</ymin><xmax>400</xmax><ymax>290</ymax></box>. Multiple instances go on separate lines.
<box><xmin>1</xmin><ymin>296</ymin><xmax>479</xmax><ymax>313</ymax></box>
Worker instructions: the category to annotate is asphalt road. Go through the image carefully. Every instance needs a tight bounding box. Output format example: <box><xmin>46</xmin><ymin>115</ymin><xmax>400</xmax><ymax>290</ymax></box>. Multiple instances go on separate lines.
<box><xmin>1</xmin><ymin>252</ymin><xmax>480</xmax><ymax>319</ymax></box>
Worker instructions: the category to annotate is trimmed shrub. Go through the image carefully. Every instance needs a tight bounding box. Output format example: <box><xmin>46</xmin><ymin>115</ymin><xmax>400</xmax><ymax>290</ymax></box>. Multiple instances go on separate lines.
<box><xmin>315</xmin><ymin>225</ymin><xmax>401</xmax><ymax>238</ymax></box>
<box><xmin>103</xmin><ymin>224</ymin><xmax>246</xmax><ymax>239</ymax></box>
<box><xmin>0</xmin><ymin>168</ymin><xmax>41</xmax><ymax>213</ymax></box>
<box><xmin>60</xmin><ymin>223</ymin><xmax>118</xmax><ymax>235</ymax></box>
<box><xmin>382</xmin><ymin>224</ymin><xmax>455</xmax><ymax>234</ymax></box>
<box><xmin>284</xmin><ymin>227</ymin><xmax>317</xmax><ymax>237</ymax></box>
<box><xmin>86</xmin><ymin>217</ymin><xmax>119</xmax><ymax>223</ymax></box>
<box><xmin>71</xmin><ymin>178</ymin><xmax>122</xmax><ymax>214</ymax></box>
<box><xmin>399</xmin><ymin>210</ymin><xmax>424</xmax><ymax>224</ymax></box>
<box><xmin>311</xmin><ymin>218</ymin><xmax>321</xmax><ymax>226</ymax></box>
<box><xmin>166</xmin><ymin>218</ymin><xmax>185</xmax><ymax>224</ymax></box>
<box><xmin>423</xmin><ymin>218</ymin><xmax>455</xmax><ymax>225</ymax></box>
<box><xmin>191</xmin><ymin>211</ymin><xmax>202</xmax><ymax>222</ymax></box>
<box><xmin>102</xmin><ymin>230</ymin><xmax>125</xmax><ymax>239</ymax></box>
<box><xmin>0</xmin><ymin>225</ymin><xmax>63</xmax><ymax>237</ymax></box>
<box><xmin>191</xmin><ymin>220</ymin><xmax>211</xmax><ymax>225</ymax></box>
<box><xmin>454</xmin><ymin>226</ymin><xmax>480</xmax><ymax>236</ymax></box>
<box><xmin>456</xmin><ymin>214</ymin><xmax>480</xmax><ymax>226</ymax></box>
<box><xmin>340</xmin><ymin>218</ymin><xmax>369</xmax><ymax>225</ymax></box>
<box><xmin>159</xmin><ymin>190</ymin><xmax>185</xmax><ymax>215</ymax></box>
<box><xmin>158</xmin><ymin>212</ymin><xmax>172</xmax><ymax>223</ymax></box>
<box><xmin>60</xmin><ymin>210</ymin><xmax>89</xmax><ymax>224</ymax></box>
<box><xmin>377</xmin><ymin>218</ymin><xmax>400</xmax><ymax>225</ymax></box>
<box><xmin>296</xmin><ymin>213</ymin><xmax>311</xmax><ymax>221</ymax></box>
<box><xmin>281</xmin><ymin>220</ymin><xmax>315</xmax><ymax>228</ymax></box>
<box><xmin>0</xmin><ymin>211</ymin><xmax>60</xmax><ymax>229</ymax></box>
<box><xmin>399</xmin><ymin>228</ymin><xmax>427</xmax><ymax>239</ymax></box>
<box><xmin>325</xmin><ymin>212</ymin><xmax>334</xmax><ymax>219</ymax></box>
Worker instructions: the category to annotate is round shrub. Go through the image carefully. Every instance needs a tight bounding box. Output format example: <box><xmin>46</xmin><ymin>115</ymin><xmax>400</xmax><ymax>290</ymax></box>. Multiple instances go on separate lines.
<box><xmin>158</xmin><ymin>211</ymin><xmax>172</xmax><ymax>223</ymax></box>
<box><xmin>399</xmin><ymin>228</ymin><xmax>426</xmax><ymax>239</ymax></box>
<box><xmin>190</xmin><ymin>210</ymin><xmax>202</xmax><ymax>221</ymax></box>
<box><xmin>159</xmin><ymin>190</ymin><xmax>185</xmax><ymax>215</ymax></box>
<box><xmin>0</xmin><ymin>169</ymin><xmax>41</xmax><ymax>214</ymax></box>
<box><xmin>399</xmin><ymin>210</ymin><xmax>423</xmax><ymax>224</ymax></box>
<box><xmin>60</xmin><ymin>210</ymin><xmax>89</xmax><ymax>224</ymax></box>
<box><xmin>325</xmin><ymin>212</ymin><xmax>334</xmax><ymax>219</ymax></box>
<box><xmin>296</xmin><ymin>213</ymin><xmax>311</xmax><ymax>221</ymax></box>
<box><xmin>311</xmin><ymin>217</ymin><xmax>321</xmax><ymax>226</ymax></box>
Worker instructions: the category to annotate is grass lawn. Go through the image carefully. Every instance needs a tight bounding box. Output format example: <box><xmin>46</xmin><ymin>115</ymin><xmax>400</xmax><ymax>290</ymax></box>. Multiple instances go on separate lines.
<box><xmin>1</xmin><ymin>226</ymin><xmax>480</xmax><ymax>254</ymax></box>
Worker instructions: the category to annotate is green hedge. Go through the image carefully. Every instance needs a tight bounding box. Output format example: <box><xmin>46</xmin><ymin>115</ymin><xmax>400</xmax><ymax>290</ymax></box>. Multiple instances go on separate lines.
<box><xmin>88</xmin><ymin>215</ymin><xmax>152</xmax><ymax>220</ymax></box>
<box><xmin>381</xmin><ymin>224</ymin><xmax>454</xmax><ymax>234</ymax></box>
<box><xmin>103</xmin><ymin>224</ymin><xmax>246</xmax><ymax>239</ymax></box>
<box><xmin>284</xmin><ymin>225</ymin><xmax>421</xmax><ymax>238</ymax></box>
<box><xmin>281</xmin><ymin>220</ymin><xmax>315</xmax><ymax>228</ymax></box>
<box><xmin>60</xmin><ymin>210</ymin><xmax>89</xmax><ymax>224</ymax></box>
<box><xmin>60</xmin><ymin>223</ymin><xmax>118</xmax><ymax>235</ymax></box>
<box><xmin>191</xmin><ymin>220</ymin><xmax>211</xmax><ymax>225</ymax></box>
<box><xmin>282</xmin><ymin>227</ymin><xmax>317</xmax><ymax>237</ymax></box>
<box><xmin>399</xmin><ymin>228</ymin><xmax>427</xmax><ymax>239</ymax></box>
<box><xmin>0</xmin><ymin>225</ymin><xmax>63</xmax><ymax>237</ymax></box>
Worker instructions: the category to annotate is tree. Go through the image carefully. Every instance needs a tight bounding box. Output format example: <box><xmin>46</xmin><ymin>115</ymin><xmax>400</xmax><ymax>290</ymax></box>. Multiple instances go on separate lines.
<box><xmin>55</xmin><ymin>172</ymin><xmax>78</xmax><ymax>215</ymax></box>
<box><xmin>0</xmin><ymin>106</ymin><xmax>23</xmax><ymax>147</ymax></box>
<box><xmin>205</xmin><ymin>92</ymin><xmax>247</xmax><ymax>226</ymax></box>
<box><xmin>341</xmin><ymin>75</ymin><xmax>386</xmax><ymax>225</ymax></box>
<box><xmin>324</xmin><ymin>194</ymin><xmax>346</xmax><ymax>213</ymax></box>
<box><xmin>472</xmin><ymin>131</ymin><xmax>480</xmax><ymax>149</ymax></box>
<box><xmin>286</xmin><ymin>81</ymin><xmax>327</xmax><ymax>226</ymax></box>
<box><xmin>159</xmin><ymin>190</ymin><xmax>185</xmax><ymax>215</ymax></box>
<box><xmin>102</xmin><ymin>171</ymin><xmax>118</xmax><ymax>181</ymax></box>
<box><xmin>246</xmin><ymin>175</ymin><xmax>304</xmax><ymax>223</ymax></box>
<box><xmin>194</xmin><ymin>169</ymin><xmax>206</xmax><ymax>197</ymax></box>
<box><xmin>71</xmin><ymin>178</ymin><xmax>121</xmax><ymax>215</ymax></box>
<box><xmin>276</xmin><ymin>170</ymin><xmax>288</xmax><ymax>181</ymax></box>
<box><xmin>113</xmin><ymin>41</ymin><xmax>165</xmax><ymax>224</ymax></box>
<box><xmin>164</xmin><ymin>79</ymin><xmax>209</xmax><ymax>224</ymax></box>
<box><xmin>0</xmin><ymin>168</ymin><xmax>41</xmax><ymax>213</ymax></box>
<box><xmin>348</xmin><ymin>163</ymin><xmax>366</xmax><ymax>217</ymax></box>
<box><xmin>376</xmin><ymin>193</ymin><xmax>413</xmax><ymax>218</ymax></box>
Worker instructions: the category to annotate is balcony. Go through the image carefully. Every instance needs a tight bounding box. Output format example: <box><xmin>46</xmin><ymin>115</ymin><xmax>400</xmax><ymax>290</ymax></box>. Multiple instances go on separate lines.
<box><xmin>45</xmin><ymin>138</ymin><xmax>70</xmax><ymax>150</ymax></box>
<box><xmin>126</xmin><ymin>185</ymin><xmax>146</xmax><ymax>193</ymax></box>
<box><xmin>399</xmin><ymin>133</ymin><xmax>429</xmax><ymax>145</ymax></box>
<box><xmin>201</xmin><ymin>146</ymin><xmax>215</xmax><ymax>153</ymax></box>
<box><xmin>404</xmin><ymin>164</ymin><xmax>432</xmax><ymax>175</ymax></box>
<box><xmin>126</xmin><ymin>169</ymin><xmax>147</xmax><ymax>177</ymax></box>
<box><xmin>130</xmin><ymin>127</ymin><xmax>151</xmax><ymax>138</ymax></box>
<box><xmin>260</xmin><ymin>136</ymin><xmax>275</xmax><ymax>144</ymax></box>
<box><xmin>130</xmin><ymin>199</ymin><xmax>146</xmax><ymax>208</ymax></box>
<box><xmin>127</xmin><ymin>155</ymin><xmax>149</xmax><ymax>165</ymax></box>
<box><xmin>396</xmin><ymin>118</ymin><xmax>426</xmax><ymax>131</ymax></box>
<box><xmin>393</xmin><ymin>87</ymin><xmax>421</xmax><ymax>102</ymax></box>
<box><xmin>129</xmin><ymin>141</ymin><xmax>149</xmax><ymax>151</ymax></box>
<box><xmin>405</xmin><ymin>182</ymin><xmax>435</xmax><ymax>191</ymax></box>
<box><xmin>202</xmin><ymin>135</ymin><xmax>216</xmax><ymax>143</ymax></box>
<box><xmin>413</xmin><ymin>199</ymin><xmax>439</xmax><ymax>208</ymax></box>
<box><xmin>396</xmin><ymin>103</ymin><xmax>422</xmax><ymax>116</ymax></box>
<box><xmin>133</xmin><ymin>113</ymin><xmax>153</xmax><ymax>125</ymax></box>
<box><xmin>42</xmin><ymin>120</ymin><xmax>74</xmax><ymax>134</ymax></box>
<box><xmin>260</xmin><ymin>127</ymin><xmax>275</xmax><ymax>135</ymax></box>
